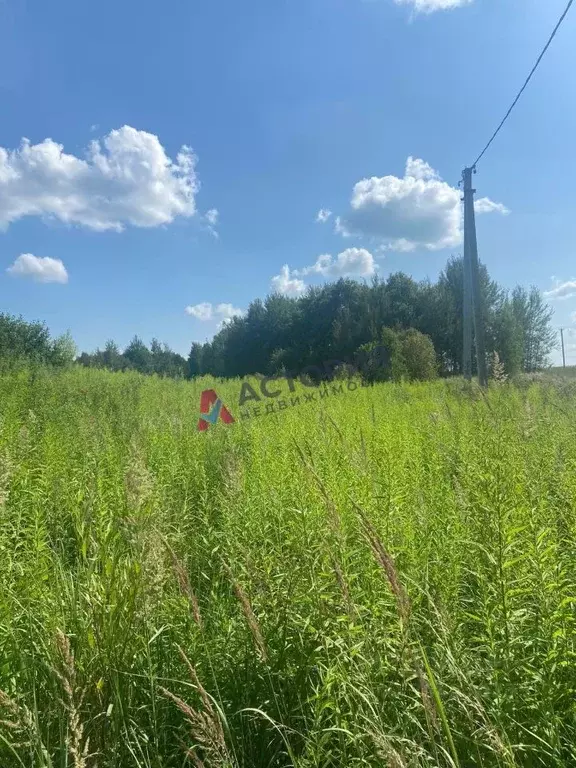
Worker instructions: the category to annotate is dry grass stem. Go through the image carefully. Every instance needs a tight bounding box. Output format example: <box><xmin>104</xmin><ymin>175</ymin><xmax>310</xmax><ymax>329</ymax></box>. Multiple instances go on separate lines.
<box><xmin>222</xmin><ymin>561</ymin><xmax>268</xmax><ymax>663</ymax></box>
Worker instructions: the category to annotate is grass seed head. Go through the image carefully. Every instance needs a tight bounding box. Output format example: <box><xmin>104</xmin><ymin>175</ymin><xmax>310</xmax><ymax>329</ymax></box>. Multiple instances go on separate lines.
<box><xmin>166</xmin><ymin>545</ymin><xmax>204</xmax><ymax>629</ymax></box>
<box><xmin>222</xmin><ymin>561</ymin><xmax>268</xmax><ymax>663</ymax></box>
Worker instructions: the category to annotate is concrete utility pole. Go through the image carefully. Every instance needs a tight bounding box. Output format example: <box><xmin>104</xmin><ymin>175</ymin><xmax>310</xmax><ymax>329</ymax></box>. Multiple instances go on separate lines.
<box><xmin>462</xmin><ymin>167</ymin><xmax>488</xmax><ymax>387</ymax></box>
<box><xmin>560</xmin><ymin>327</ymin><xmax>566</xmax><ymax>368</ymax></box>
<box><xmin>462</xmin><ymin>171</ymin><xmax>473</xmax><ymax>382</ymax></box>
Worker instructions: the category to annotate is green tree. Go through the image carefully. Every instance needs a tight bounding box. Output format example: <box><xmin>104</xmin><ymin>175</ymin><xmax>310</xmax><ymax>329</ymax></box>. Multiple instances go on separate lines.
<box><xmin>123</xmin><ymin>336</ymin><xmax>152</xmax><ymax>374</ymax></box>
<box><xmin>431</xmin><ymin>256</ymin><xmax>503</xmax><ymax>376</ymax></box>
<box><xmin>398</xmin><ymin>328</ymin><xmax>438</xmax><ymax>381</ymax></box>
<box><xmin>0</xmin><ymin>313</ymin><xmax>77</xmax><ymax>369</ymax></box>
<box><xmin>50</xmin><ymin>332</ymin><xmax>77</xmax><ymax>367</ymax></box>
<box><xmin>78</xmin><ymin>257</ymin><xmax>556</xmax><ymax>381</ymax></box>
<box><xmin>102</xmin><ymin>340</ymin><xmax>123</xmax><ymax>371</ymax></box>
<box><xmin>359</xmin><ymin>328</ymin><xmax>406</xmax><ymax>383</ymax></box>
<box><xmin>0</xmin><ymin>313</ymin><xmax>52</xmax><ymax>364</ymax></box>
<box><xmin>512</xmin><ymin>286</ymin><xmax>556</xmax><ymax>371</ymax></box>
<box><xmin>187</xmin><ymin>342</ymin><xmax>204</xmax><ymax>378</ymax></box>
<box><xmin>488</xmin><ymin>299</ymin><xmax>523</xmax><ymax>377</ymax></box>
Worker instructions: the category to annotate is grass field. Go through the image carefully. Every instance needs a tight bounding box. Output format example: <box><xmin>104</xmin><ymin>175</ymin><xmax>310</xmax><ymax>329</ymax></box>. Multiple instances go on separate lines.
<box><xmin>1</xmin><ymin>367</ymin><xmax>576</xmax><ymax>767</ymax></box>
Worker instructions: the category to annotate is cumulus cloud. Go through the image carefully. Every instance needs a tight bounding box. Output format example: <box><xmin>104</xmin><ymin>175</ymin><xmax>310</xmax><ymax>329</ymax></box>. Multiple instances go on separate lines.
<box><xmin>544</xmin><ymin>279</ymin><xmax>576</xmax><ymax>301</ymax></box>
<box><xmin>185</xmin><ymin>302</ymin><xmax>213</xmax><ymax>321</ymax></box>
<box><xmin>316</xmin><ymin>208</ymin><xmax>332</xmax><ymax>224</ymax></box>
<box><xmin>405</xmin><ymin>157</ymin><xmax>439</xmax><ymax>180</ymax></box>
<box><xmin>270</xmin><ymin>265</ymin><xmax>306</xmax><ymax>297</ymax></box>
<box><xmin>394</xmin><ymin>0</ymin><xmax>472</xmax><ymax>13</ymax></box>
<box><xmin>336</xmin><ymin>156</ymin><xmax>507</xmax><ymax>252</ymax></box>
<box><xmin>297</xmin><ymin>247</ymin><xmax>377</xmax><ymax>278</ymax></box>
<box><xmin>0</xmin><ymin>126</ymin><xmax>200</xmax><ymax>232</ymax></box>
<box><xmin>215</xmin><ymin>303</ymin><xmax>244</xmax><ymax>324</ymax></box>
<box><xmin>185</xmin><ymin>302</ymin><xmax>244</xmax><ymax>322</ymax></box>
<box><xmin>475</xmin><ymin>198</ymin><xmax>510</xmax><ymax>216</ymax></box>
<box><xmin>7</xmin><ymin>253</ymin><xmax>68</xmax><ymax>284</ymax></box>
<box><xmin>271</xmin><ymin>248</ymin><xmax>377</xmax><ymax>297</ymax></box>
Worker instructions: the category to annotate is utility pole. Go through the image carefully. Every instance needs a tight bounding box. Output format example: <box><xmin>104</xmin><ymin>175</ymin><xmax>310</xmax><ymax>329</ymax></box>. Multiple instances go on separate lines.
<box><xmin>462</xmin><ymin>167</ymin><xmax>488</xmax><ymax>387</ymax></box>
<box><xmin>462</xmin><ymin>171</ymin><xmax>473</xmax><ymax>381</ymax></box>
<box><xmin>560</xmin><ymin>327</ymin><xmax>566</xmax><ymax>368</ymax></box>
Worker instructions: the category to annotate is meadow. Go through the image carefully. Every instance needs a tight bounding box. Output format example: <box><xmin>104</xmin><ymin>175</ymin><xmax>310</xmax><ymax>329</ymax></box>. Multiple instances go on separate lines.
<box><xmin>0</xmin><ymin>366</ymin><xmax>575</xmax><ymax>767</ymax></box>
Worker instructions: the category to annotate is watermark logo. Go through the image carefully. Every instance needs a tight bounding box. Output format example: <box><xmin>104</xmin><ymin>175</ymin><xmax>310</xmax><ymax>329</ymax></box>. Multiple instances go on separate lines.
<box><xmin>197</xmin><ymin>346</ymin><xmax>390</xmax><ymax>431</ymax></box>
<box><xmin>197</xmin><ymin>389</ymin><xmax>235</xmax><ymax>431</ymax></box>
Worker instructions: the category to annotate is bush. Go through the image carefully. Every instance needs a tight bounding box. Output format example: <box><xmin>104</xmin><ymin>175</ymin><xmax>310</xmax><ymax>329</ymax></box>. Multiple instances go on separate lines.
<box><xmin>358</xmin><ymin>328</ymin><xmax>405</xmax><ymax>383</ymax></box>
<box><xmin>398</xmin><ymin>328</ymin><xmax>438</xmax><ymax>382</ymax></box>
<box><xmin>0</xmin><ymin>312</ymin><xmax>75</xmax><ymax>368</ymax></box>
<box><xmin>358</xmin><ymin>327</ymin><xmax>437</xmax><ymax>384</ymax></box>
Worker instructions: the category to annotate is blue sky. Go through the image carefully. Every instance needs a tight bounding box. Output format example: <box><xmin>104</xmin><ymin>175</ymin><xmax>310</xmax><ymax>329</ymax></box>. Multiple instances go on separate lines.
<box><xmin>2</xmin><ymin>0</ymin><xmax>575</xmax><ymax>363</ymax></box>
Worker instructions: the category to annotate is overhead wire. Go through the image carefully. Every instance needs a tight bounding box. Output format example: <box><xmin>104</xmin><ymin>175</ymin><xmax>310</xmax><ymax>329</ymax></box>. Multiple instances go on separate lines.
<box><xmin>471</xmin><ymin>0</ymin><xmax>574</xmax><ymax>168</ymax></box>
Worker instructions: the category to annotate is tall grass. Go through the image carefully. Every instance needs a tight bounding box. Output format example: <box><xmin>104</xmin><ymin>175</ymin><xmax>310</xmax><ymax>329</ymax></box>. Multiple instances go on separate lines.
<box><xmin>0</xmin><ymin>366</ymin><xmax>575</xmax><ymax>766</ymax></box>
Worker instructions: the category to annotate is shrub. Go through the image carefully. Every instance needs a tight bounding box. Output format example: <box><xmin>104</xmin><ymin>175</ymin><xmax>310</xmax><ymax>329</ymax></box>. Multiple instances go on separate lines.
<box><xmin>358</xmin><ymin>327</ymin><xmax>437</xmax><ymax>384</ymax></box>
<box><xmin>398</xmin><ymin>328</ymin><xmax>438</xmax><ymax>382</ymax></box>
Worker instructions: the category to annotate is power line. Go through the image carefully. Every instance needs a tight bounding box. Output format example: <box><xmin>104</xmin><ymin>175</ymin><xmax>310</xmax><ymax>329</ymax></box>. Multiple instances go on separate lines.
<box><xmin>472</xmin><ymin>0</ymin><xmax>574</xmax><ymax>168</ymax></box>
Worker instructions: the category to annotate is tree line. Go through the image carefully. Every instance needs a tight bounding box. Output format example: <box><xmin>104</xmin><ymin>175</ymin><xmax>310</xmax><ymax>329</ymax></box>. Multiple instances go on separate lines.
<box><xmin>188</xmin><ymin>257</ymin><xmax>555</xmax><ymax>380</ymax></box>
<box><xmin>1</xmin><ymin>256</ymin><xmax>556</xmax><ymax>380</ymax></box>
<box><xmin>77</xmin><ymin>338</ymin><xmax>188</xmax><ymax>377</ymax></box>
<box><xmin>0</xmin><ymin>313</ymin><xmax>77</xmax><ymax>369</ymax></box>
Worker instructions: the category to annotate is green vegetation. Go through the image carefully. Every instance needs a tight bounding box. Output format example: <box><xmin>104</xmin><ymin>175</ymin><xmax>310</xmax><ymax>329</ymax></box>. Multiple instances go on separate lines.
<box><xmin>1</xmin><ymin>366</ymin><xmax>576</xmax><ymax>767</ymax></box>
<box><xmin>0</xmin><ymin>314</ymin><xmax>77</xmax><ymax>370</ymax></box>
<box><xmin>78</xmin><ymin>337</ymin><xmax>188</xmax><ymax>378</ymax></box>
<box><xmin>360</xmin><ymin>327</ymin><xmax>438</xmax><ymax>383</ymax></box>
<box><xmin>184</xmin><ymin>258</ymin><xmax>555</xmax><ymax>380</ymax></box>
<box><xmin>548</xmin><ymin>366</ymin><xmax>576</xmax><ymax>380</ymax></box>
<box><xmin>70</xmin><ymin>257</ymin><xmax>556</xmax><ymax>382</ymax></box>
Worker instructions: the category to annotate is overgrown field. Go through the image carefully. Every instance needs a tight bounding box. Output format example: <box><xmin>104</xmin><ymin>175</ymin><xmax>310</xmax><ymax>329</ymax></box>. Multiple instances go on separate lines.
<box><xmin>1</xmin><ymin>367</ymin><xmax>576</xmax><ymax>767</ymax></box>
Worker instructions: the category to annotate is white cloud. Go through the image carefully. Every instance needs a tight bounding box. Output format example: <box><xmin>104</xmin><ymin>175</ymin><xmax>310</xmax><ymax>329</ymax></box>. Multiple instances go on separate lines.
<box><xmin>336</xmin><ymin>156</ymin><xmax>507</xmax><ymax>252</ymax></box>
<box><xmin>215</xmin><ymin>303</ymin><xmax>243</xmax><ymax>322</ymax></box>
<box><xmin>475</xmin><ymin>198</ymin><xmax>510</xmax><ymax>216</ymax></box>
<box><xmin>0</xmin><ymin>125</ymin><xmax>199</xmax><ymax>232</ymax></box>
<box><xmin>334</xmin><ymin>216</ymin><xmax>350</xmax><ymax>237</ymax></box>
<box><xmin>271</xmin><ymin>248</ymin><xmax>377</xmax><ymax>298</ymax></box>
<box><xmin>316</xmin><ymin>208</ymin><xmax>332</xmax><ymax>224</ymax></box>
<box><xmin>297</xmin><ymin>247</ymin><xmax>377</xmax><ymax>278</ymax></box>
<box><xmin>185</xmin><ymin>302</ymin><xmax>244</xmax><ymax>322</ymax></box>
<box><xmin>7</xmin><ymin>253</ymin><xmax>68</xmax><ymax>284</ymax></box>
<box><xmin>405</xmin><ymin>157</ymin><xmax>439</xmax><ymax>180</ymax></box>
<box><xmin>544</xmin><ymin>279</ymin><xmax>576</xmax><ymax>301</ymax></box>
<box><xmin>204</xmin><ymin>207</ymin><xmax>219</xmax><ymax>238</ymax></box>
<box><xmin>270</xmin><ymin>265</ymin><xmax>306</xmax><ymax>297</ymax></box>
<box><xmin>205</xmin><ymin>208</ymin><xmax>218</xmax><ymax>226</ymax></box>
<box><xmin>383</xmin><ymin>238</ymin><xmax>417</xmax><ymax>253</ymax></box>
<box><xmin>394</xmin><ymin>0</ymin><xmax>472</xmax><ymax>13</ymax></box>
<box><xmin>185</xmin><ymin>302</ymin><xmax>213</xmax><ymax>320</ymax></box>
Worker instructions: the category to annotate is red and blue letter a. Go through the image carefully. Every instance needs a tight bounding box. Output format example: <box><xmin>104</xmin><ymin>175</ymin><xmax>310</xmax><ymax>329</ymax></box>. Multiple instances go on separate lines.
<box><xmin>197</xmin><ymin>389</ymin><xmax>235</xmax><ymax>431</ymax></box>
